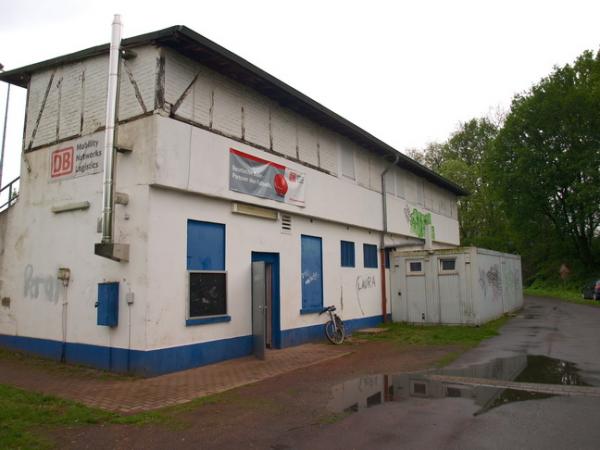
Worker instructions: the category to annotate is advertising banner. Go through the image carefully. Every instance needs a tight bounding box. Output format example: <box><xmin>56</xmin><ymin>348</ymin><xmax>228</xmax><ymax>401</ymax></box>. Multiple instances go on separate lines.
<box><xmin>229</xmin><ymin>148</ymin><xmax>305</xmax><ymax>207</ymax></box>
<box><xmin>49</xmin><ymin>132</ymin><xmax>104</xmax><ymax>181</ymax></box>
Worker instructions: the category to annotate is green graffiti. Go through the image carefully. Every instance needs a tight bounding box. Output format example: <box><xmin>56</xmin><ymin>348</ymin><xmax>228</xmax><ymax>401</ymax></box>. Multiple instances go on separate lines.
<box><xmin>410</xmin><ymin>209</ymin><xmax>435</xmax><ymax>239</ymax></box>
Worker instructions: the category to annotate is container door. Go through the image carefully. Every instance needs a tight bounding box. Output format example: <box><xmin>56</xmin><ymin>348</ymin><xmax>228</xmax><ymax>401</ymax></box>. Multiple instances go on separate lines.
<box><xmin>251</xmin><ymin>261</ymin><xmax>266</xmax><ymax>360</ymax></box>
<box><xmin>390</xmin><ymin>254</ymin><xmax>405</xmax><ymax>321</ymax></box>
<box><xmin>438</xmin><ymin>255</ymin><xmax>463</xmax><ymax>324</ymax></box>
<box><xmin>405</xmin><ymin>259</ymin><xmax>427</xmax><ymax>323</ymax></box>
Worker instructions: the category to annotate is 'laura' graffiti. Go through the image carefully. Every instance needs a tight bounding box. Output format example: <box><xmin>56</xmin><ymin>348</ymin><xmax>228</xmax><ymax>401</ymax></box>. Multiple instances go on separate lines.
<box><xmin>23</xmin><ymin>265</ymin><xmax>60</xmax><ymax>304</ymax></box>
<box><xmin>356</xmin><ymin>275</ymin><xmax>376</xmax><ymax>291</ymax></box>
<box><xmin>409</xmin><ymin>208</ymin><xmax>436</xmax><ymax>239</ymax></box>
<box><xmin>355</xmin><ymin>274</ymin><xmax>377</xmax><ymax>316</ymax></box>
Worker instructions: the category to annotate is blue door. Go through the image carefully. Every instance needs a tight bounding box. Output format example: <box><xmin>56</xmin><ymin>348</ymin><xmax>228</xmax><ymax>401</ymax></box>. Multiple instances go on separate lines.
<box><xmin>251</xmin><ymin>252</ymin><xmax>281</xmax><ymax>349</ymax></box>
<box><xmin>301</xmin><ymin>235</ymin><xmax>323</xmax><ymax>314</ymax></box>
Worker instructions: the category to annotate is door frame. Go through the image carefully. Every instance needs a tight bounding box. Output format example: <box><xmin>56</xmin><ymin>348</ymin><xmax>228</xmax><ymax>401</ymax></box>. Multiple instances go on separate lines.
<box><xmin>251</xmin><ymin>252</ymin><xmax>281</xmax><ymax>349</ymax></box>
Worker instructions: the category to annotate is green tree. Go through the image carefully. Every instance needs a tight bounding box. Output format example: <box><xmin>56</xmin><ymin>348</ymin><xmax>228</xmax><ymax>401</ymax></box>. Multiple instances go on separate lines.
<box><xmin>413</xmin><ymin>118</ymin><xmax>510</xmax><ymax>250</ymax></box>
<box><xmin>490</xmin><ymin>50</ymin><xmax>600</xmax><ymax>267</ymax></box>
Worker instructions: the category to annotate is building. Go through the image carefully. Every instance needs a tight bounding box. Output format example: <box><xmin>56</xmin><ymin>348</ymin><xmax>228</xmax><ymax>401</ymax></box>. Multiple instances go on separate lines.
<box><xmin>0</xmin><ymin>25</ymin><xmax>466</xmax><ymax>376</ymax></box>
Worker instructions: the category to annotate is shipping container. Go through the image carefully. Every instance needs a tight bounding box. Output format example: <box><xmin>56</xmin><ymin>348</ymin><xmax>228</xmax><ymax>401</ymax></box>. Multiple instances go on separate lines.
<box><xmin>390</xmin><ymin>247</ymin><xmax>523</xmax><ymax>325</ymax></box>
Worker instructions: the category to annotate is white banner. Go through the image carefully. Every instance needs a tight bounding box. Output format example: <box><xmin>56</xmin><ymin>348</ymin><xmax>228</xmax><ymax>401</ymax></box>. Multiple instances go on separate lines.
<box><xmin>49</xmin><ymin>132</ymin><xmax>104</xmax><ymax>181</ymax></box>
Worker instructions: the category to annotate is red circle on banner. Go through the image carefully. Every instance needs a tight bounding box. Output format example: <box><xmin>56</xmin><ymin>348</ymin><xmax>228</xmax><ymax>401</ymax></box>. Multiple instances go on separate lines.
<box><xmin>274</xmin><ymin>173</ymin><xmax>288</xmax><ymax>196</ymax></box>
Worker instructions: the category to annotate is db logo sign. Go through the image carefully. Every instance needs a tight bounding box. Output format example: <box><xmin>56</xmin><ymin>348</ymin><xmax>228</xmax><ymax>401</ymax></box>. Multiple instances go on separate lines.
<box><xmin>51</xmin><ymin>147</ymin><xmax>74</xmax><ymax>178</ymax></box>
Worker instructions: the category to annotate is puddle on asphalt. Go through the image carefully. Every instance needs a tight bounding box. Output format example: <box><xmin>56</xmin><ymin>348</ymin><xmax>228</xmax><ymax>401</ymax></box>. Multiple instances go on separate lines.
<box><xmin>328</xmin><ymin>355</ymin><xmax>590</xmax><ymax>417</ymax></box>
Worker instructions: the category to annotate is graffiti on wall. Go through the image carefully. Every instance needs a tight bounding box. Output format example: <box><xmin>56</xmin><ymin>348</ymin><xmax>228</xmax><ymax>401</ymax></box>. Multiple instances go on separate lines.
<box><xmin>356</xmin><ymin>275</ymin><xmax>376</xmax><ymax>291</ymax></box>
<box><xmin>479</xmin><ymin>264</ymin><xmax>503</xmax><ymax>302</ymax></box>
<box><xmin>408</xmin><ymin>208</ymin><xmax>436</xmax><ymax>240</ymax></box>
<box><xmin>23</xmin><ymin>265</ymin><xmax>60</xmax><ymax>304</ymax></box>
<box><xmin>354</xmin><ymin>274</ymin><xmax>377</xmax><ymax>316</ymax></box>
<box><xmin>301</xmin><ymin>271</ymin><xmax>320</xmax><ymax>285</ymax></box>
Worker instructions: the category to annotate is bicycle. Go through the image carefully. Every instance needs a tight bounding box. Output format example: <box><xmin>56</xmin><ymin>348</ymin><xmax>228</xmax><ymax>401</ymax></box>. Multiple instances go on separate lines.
<box><xmin>319</xmin><ymin>305</ymin><xmax>345</xmax><ymax>344</ymax></box>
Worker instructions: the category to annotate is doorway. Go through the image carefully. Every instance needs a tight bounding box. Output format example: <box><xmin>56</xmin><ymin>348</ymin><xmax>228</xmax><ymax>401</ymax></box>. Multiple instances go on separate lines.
<box><xmin>251</xmin><ymin>252</ymin><xmax>281</xmax><ymax>352</ymax></box>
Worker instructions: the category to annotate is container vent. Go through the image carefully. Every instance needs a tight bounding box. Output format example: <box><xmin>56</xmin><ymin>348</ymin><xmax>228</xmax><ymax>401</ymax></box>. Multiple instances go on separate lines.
<box><xmin>281</xmin><ymin>214</ymin><xmax>292</xmax><ymax>234</ymax></box>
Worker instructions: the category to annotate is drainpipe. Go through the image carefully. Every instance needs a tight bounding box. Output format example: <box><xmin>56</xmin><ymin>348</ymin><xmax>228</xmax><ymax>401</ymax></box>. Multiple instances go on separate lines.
<box><xmin>94</xmin><ymin>15</ymin><xmax>129</xmax><ymax>262</ymax></box>
<box><xmin>380</xmin><ymin>154</ymin><xmax>400</xmax><ymax>323</ymax></box>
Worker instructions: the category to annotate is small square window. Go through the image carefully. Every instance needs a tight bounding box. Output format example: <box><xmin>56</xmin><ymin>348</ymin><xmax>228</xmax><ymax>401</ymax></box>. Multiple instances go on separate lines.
<box><xmin>439</xmin><ymin>258</ymin><xmax>456</xmax><ymax>272</ymax></box>
<box><xmin>341</xmin><ymin>241</ymin><xmax>355</xmax><ymax>267</ymax></box>
<box><xmin>408</xmin><ymin>260</ymin><xmax>423</xmax><ymax>274</ymax></box>
<box><xmin>189</xmin><ymin>272</ymin><xmax>227</xmax><ymax>318</ymax></box>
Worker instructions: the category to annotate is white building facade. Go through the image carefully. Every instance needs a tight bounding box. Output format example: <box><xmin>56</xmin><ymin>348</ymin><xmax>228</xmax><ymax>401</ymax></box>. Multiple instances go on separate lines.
<box><xmin>0</xmin><ymin>26</ymin><xmax>465</xmax><ymax>375</ymax></box>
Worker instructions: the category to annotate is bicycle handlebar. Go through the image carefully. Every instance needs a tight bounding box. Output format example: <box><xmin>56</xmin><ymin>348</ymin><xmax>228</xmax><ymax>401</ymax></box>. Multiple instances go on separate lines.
<box><xmin>319</xmin><ymin>305</ymin><xmax>336</xmax><ymax>315</ymax></box>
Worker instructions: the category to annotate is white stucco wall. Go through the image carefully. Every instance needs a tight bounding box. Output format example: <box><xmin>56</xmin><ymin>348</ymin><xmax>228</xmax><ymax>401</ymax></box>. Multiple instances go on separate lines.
<box><xmin>162</xmin><ymin>48</ymin><xmax>459</xmax><ymax>222</ymax></box>
<box><xmin>0</xmin><ymin>117</ymin><xmax>155</xmax><ymax>351</ymax></box>
<box><xmin>151</xmin><ymin>116</ymin><xmax>460</xmax><ymax>245</ymax></box>
<box><xmin>145</xmin><ymin>186</ymin><xmax>389</xmax><ymax>349</ymax></box>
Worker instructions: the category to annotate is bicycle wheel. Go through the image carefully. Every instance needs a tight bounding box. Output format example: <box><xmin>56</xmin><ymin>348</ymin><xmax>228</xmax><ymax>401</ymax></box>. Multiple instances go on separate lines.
<box><xmin>325</xmin><ymin>320</ymin><xmax>345</xmax><ymax>345</ymax></box>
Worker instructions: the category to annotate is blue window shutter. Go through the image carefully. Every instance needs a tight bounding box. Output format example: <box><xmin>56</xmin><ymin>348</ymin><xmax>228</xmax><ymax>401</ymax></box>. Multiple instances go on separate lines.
<box><xmin>187</xmin><ymin>220</ymin><xmax>226</xmax><ymax>270</ymax></box>
<box><xmin>363</xmin><ymin>244</ymin><xmax>378</xmax><ymax>269</ymax></box>
<box><xmin>301</xmin><ymin>235</ymin><xmax>323</xmax><ymax>312</ymax></box>
<box><xmin>340</xmin><ymin>241</ymin><xmax>355</xmax><ymax>267</ymax></box>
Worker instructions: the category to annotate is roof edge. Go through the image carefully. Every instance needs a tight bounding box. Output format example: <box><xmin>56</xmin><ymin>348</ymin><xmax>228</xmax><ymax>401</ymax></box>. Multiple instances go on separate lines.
<box><xmin>0</xmin><ymin>25</ymin><xmax>468</xmax><ymax>196</ymax></box>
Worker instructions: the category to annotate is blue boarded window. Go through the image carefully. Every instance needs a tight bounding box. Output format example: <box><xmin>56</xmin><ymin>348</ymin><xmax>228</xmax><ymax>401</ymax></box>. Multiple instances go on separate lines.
<box><xmin>187</xmin><ymin>220</ymin><xmax>225</xmax><ymax>270</ymax></box>
<box><xmin>187</xmin><ymin>220</ymin><xmax>227</xmax><ymax>321</ymax></box>
<box><xmin>340</xmin><ymin>241</ymin><xmax>355</xmax><ymax>267</ymax></box>
<box><xmin>363</xmin><ymin>243</ymin><xmax>378</xmax><ymax>269</ymax></box>
<box><xmin>301</xmin><ymin>235</ymin><xmax>324</xmax><ymax>314</ymax></box>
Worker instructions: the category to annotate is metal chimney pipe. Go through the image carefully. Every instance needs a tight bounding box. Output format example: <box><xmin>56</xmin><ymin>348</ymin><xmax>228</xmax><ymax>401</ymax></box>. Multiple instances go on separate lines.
<box><xmin>0</xmin><ymin>64</ymin><xmax>10</xmax><ymax>191</ymax></box>
<box><xmin>101</xmin><ymin>14</ymin><xmax>122</xmax><ymax>244</ymax></box>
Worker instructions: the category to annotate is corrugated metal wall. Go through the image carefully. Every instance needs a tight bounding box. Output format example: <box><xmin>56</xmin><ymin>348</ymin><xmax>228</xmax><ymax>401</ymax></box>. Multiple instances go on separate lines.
<box><xmin>391</xmin><ymin>247</ymin><xmax>523</xmax><ymax>325</ymax></box>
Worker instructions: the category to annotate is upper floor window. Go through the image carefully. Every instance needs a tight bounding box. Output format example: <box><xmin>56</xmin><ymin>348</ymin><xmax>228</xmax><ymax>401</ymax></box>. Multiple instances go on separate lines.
<box><xmin>340</xmin><ymin>241</ymin><xmax>355</xmax><ymax>267</ymax></box>
<box><xmin>363</xmin><ymin>244</ymin><xmax>378</xmax><ymax>269</ymax></box>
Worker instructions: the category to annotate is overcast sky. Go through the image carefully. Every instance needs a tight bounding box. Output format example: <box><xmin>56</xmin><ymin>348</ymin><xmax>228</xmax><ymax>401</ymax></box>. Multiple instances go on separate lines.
<box><xmin>1</xmin><ymin>0</ymin><xmax>599</xmax><ymax>184</ymax></box>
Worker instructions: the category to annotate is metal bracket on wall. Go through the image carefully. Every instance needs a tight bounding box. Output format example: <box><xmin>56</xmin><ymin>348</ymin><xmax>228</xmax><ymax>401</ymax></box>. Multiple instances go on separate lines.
<box><xmin>94</xmin><ymin>243</ymin><xmax>129</xmax><ymax>262</ymax></box>
<box><xmin>116</xmin><ymin>145</ymin><xmax>133</xmax><ymax>154</ymax></box>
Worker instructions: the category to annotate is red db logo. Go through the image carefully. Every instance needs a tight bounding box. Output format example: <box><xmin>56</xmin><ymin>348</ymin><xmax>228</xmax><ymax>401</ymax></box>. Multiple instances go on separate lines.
<box><xmin>273</xmin><ymin>173</ymin><xmax>288</xmax><ymax>197</ymax></box>
<box><xmin>51</xmin><ymin>147</ymin><xmax>74</xmax><ymax>178</ymax></box>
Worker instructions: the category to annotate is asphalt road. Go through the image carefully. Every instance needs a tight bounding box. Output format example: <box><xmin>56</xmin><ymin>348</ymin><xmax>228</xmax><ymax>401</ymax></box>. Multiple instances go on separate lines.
<box><xmin>285</xmin><ymin>296</ymin><xmax>600</xmax><ymax>450</ymax></box>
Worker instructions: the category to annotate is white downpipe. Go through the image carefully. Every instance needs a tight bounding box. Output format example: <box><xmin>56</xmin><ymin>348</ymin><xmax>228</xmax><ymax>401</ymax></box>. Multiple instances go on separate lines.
<box><xmin>101</xmin><ymin>15</ymin><xmax>122</xmax><ymax>244</ymax></box>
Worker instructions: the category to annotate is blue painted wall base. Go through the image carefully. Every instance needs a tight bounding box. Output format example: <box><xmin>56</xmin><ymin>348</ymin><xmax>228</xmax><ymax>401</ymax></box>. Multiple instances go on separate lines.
<box><xmin>0</xmin><ymin>314</ymin><xmax>388</xmax><ymax>377</ymax></box>
<box><xmin>281</xmin><ymin>314</ymin><xmax>387</xmax><ymax>347</ymax></box>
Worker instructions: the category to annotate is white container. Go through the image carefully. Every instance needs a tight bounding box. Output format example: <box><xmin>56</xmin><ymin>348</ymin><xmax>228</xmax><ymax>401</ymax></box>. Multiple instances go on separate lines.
<box><xmin>390</xmin><ymin>247</ymin><xmax>523</xmax><ymax>325</ymax></box>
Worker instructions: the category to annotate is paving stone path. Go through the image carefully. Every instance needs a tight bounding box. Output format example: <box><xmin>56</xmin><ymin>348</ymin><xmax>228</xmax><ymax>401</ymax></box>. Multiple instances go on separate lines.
<box><xmin>0</xmin><ymin>343</ymin><xmax>350</xmax><ymax>413</ymax></box>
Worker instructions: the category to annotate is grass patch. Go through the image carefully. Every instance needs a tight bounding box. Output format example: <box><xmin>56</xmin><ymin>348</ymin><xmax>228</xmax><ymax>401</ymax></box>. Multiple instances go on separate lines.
<box><xmin>0</xmin><ymin>383</ymin><xmax>228</xmax><ymax>449</ymax></box>
<box><xmin>316</xmin><ymin>410</ymin><xmax>353</xmax><ymax>425</ymax></box>
<box><xmin>354</xmin><ymin>315</ymin><xmax>510</xmax><ymax>347</ymax></box>
<box><xmin>524</xmin><ymin>287</ymin><xmax>600</xmax><ymax>308</ymax></box>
